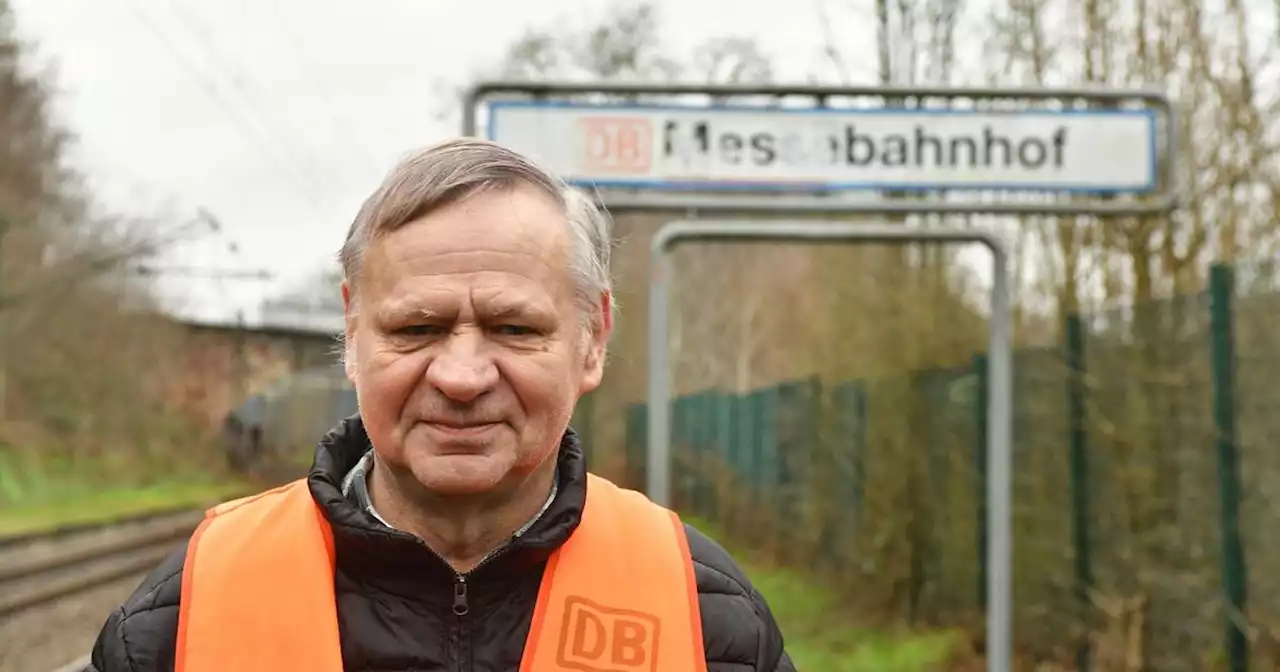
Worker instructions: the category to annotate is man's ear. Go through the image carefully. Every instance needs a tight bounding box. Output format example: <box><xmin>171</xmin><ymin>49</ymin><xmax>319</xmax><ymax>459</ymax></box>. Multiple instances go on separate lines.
<box><xmin>341</xmin><ymin>280</ymin><xmax>358</xmax><ymax>382</ymax></box>
<box><xmin>579</xmin><ymin>291</ymin><xmax>613</xmax><ymax>394</ymax></box>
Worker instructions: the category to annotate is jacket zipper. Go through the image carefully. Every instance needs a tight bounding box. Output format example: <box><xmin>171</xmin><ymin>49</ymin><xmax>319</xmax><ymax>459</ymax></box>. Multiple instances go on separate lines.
<box><xmin>449</xmin><ymin>541</ymin><xmax>514</xmax><ymax>618</ymax></box>
<box><xmin>451</xmin><ymin>545</ymin><xmax>513</xmax><ymax>671</ymax></box>
<box><xmin>453</xmin><ymin>574</ymin><xmax>472</xmax><ymax>670</ymax></box>
<box><xmin>453</xmin><ymin>575</ymin><xmax>470</xmax><ymax>616</ymax></box>
<box><xmin>412</xmin><ymin>479</ymin><xmax>557</xmax><ymax>668</ymax></box>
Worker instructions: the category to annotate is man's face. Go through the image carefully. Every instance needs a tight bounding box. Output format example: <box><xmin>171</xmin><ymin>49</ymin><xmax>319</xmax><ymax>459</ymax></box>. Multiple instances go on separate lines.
<box><xmin>342</xmin><ymin>184</ymin><xmax>609</xmax><ymax>497</ymax></box>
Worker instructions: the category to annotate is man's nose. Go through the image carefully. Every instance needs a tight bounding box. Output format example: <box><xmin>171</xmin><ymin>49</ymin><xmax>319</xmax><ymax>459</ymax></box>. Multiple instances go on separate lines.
<box><xmin>424</xmin><ymin>329</ymin><xmax>498</xmax><ymax>402</ymax></box>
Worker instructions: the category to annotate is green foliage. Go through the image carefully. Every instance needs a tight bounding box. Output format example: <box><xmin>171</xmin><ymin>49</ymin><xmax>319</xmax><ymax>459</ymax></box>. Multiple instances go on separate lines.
<box><xmin>685</xmin><ymin>515</ymin><xmax>965</xmax><ymax>670</ymax></box>
<box><xmin>0</xmin><ymin>476</ymin><xmax>249</xmax><ymax>537</ymax></box>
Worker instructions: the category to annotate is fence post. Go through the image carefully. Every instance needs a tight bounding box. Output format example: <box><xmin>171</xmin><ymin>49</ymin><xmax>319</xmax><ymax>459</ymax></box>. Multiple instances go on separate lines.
<box><xmin>572</xmin><ymin>390</ymin><xmax>596</xmax><ymax>463</ymax></box>
<box><xmin>822</xmin><ymin>381</ymin><xmax>867</xmax><ymax>570</ymax></box>
<box><xmin>747</xmin><ymin>390</ymin><xmax>765</xmax><ymax>503</ymax></box>
<box><xmin>760</xmin><ymin>385</ymin><xmax>780</xmax><ymax>496</ymax></box>
<box><xmin>625</xmin><ymin>403</ymin><xmax>648</xmax><ymax>490</ymax></box>
<box><xmin>1065</xmin><ymin>313</ymin><xmax>1094</xmax><ymax>672</ymax></box>
<box><xmin>799</xmin><ymin>375</ymin><xmax>820</xmax><ymax>536</ymax></box>
<box><xmin>850</xmin><ymin>382</ymin><xmax>867</xmax><ymax>533</ymax></box>
<box><xmin>709</xmin><ymin>390</ymin><xmax>732</xmax><ymax>519</ymax></box>
<box><xmin>729</xmin><ymin>392</ymin><xmax>746</xmax><ymax>478</ymax></box>
<box><xmin>727</xmin><ymin>391</ymin><xmax>748</xmax><ymax>538</ymax></box>
<box><xmin>775</xmin><ymin>381</ymin><xmax>800</xmax><ymax>546</ymax></box>
<box><xmin>696</xmin><ymin>389</ymin><xmax>716</xmax><ymax>517</ymax></box>
<box><xmin>1209</xmin><ymin>263</ymin><xmax>1249</xmax><ymax>672</ymax></box>
<box><xmin>972</xmin><ymin>353</ymin><xmax>989</xmax><ymax>612</ymax></box>
<box><xmin>672</xmin><ymin>395</ymin><xmax>689</xmax><ymax>510</ymax></box>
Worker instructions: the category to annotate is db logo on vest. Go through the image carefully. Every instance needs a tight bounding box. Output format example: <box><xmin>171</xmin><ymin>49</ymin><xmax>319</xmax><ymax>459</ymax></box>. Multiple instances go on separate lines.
<box><xmin>557</xmin><ymin>596</ymin><xmax>659</xmax><ymax>672</ymax></box>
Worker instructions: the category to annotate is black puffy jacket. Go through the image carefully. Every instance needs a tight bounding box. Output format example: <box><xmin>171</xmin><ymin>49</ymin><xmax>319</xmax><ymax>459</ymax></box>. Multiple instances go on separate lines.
<box><xmin>87</xmin><ymin>418</ymin><xmax>796</xmax><ymax>671</ymax></box>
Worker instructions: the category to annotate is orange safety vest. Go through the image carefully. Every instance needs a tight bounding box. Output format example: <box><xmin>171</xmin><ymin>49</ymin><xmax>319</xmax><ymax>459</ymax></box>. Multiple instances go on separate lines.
<box><xmin>175</xmin><ymin>473</ymin><xmax>707</xmax><ymax>672</ymax></box>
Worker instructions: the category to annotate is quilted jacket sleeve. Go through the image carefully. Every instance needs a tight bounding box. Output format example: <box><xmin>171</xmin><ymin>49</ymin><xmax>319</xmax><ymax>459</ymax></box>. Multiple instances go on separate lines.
<box><xmin>87</xmin><ymin>544</ymin><xmax>187</xmax><ymax>672</ymax></box>
<box><xmin>684</xmin><ymin>523</ymin><xmax>797</xmax><ymax>672</ymax></box>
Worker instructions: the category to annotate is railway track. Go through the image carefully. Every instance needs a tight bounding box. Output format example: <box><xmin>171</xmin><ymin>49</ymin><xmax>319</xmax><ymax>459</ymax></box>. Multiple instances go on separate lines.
<box><xmin>0</xmin><ymin>508</ymin><xmax>205</xmax><ymax>620</ymax></box>
<box><xmin>0</xmin><ymin>468</ymin><xmax>303</xmax><ymax>624</ymax></box>
<box><xmin>0</xmin><ymin>474</ymin><xmax>304</xmax><ymax>671</ymax></box>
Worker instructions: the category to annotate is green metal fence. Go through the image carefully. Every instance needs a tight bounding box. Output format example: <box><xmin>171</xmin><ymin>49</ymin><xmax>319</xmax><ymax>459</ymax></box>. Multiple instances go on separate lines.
<box><xmin>622</xmin><ymin>263</ymin><xmax>1271</xmax><ymax>671</ymax></box>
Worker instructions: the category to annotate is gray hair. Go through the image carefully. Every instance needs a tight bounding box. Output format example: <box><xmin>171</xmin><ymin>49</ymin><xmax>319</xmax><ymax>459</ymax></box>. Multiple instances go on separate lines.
<box><xmin>338</xmin><ymin>138</ymin><xmax>614</xmax><ymax>332</ymax></box>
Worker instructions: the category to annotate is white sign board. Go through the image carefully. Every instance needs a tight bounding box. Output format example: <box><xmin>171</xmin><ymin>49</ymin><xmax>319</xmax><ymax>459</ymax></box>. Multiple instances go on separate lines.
<box><xmin>484</xmin><ymin>102</ymin><xmax>1158</xmax><ymax>194</ymax></box>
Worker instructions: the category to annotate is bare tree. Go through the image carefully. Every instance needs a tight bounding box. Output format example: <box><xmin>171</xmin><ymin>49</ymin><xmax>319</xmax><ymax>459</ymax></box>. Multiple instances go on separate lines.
<box><xmin>959</xmin><ymin>0</ymin><xmax>1280</xmax><ymax>665</ymax></box>
<box><xmin>0</xmin><ymin>2</ymin><xmax>220</xmax><ymax>498</ymax></box>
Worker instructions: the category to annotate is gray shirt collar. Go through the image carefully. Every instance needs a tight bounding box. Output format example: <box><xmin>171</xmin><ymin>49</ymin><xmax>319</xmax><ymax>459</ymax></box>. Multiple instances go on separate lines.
<box><xmin>340</xmin><ymin>449</ymin><xmax>559</xmax><ymax>538</ymax></box>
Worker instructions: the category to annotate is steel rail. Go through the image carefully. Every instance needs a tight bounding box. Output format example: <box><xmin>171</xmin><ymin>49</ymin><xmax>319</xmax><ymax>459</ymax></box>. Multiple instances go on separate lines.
<box><xmin>0</xmin><ymin>515</ymin><xmax>201</xmax><ymax>619</ymax></box>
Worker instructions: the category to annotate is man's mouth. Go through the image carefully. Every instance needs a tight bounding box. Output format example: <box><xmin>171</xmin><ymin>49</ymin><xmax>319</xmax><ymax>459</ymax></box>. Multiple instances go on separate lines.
<box><xmin>421</xmin><ymin>420</ymin><xmax>501</xmax><ymax>438</ymax></box>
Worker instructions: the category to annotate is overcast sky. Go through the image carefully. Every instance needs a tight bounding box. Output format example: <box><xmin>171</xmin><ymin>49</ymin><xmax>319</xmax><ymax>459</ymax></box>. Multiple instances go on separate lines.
<box><xmin>11</xmin><ymin>0</ymin><xmax>857</xmax><ymax>327</ymax></box>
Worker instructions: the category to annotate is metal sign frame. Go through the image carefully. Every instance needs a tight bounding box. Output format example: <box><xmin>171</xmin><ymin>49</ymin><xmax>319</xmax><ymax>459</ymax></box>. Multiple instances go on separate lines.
<box><xmin>649</xmin><ymin>220</ymin><xmax>1012</xmax><ymax>672</ymax></box>
<box><xmin>463</xmin><ymin>80</ymin><xmax>1179</xmax><ymax>217</ymax></box>
<box><xmin>461</xmin><ymin>82</ymin><xmax>1180</xmax><ymax>672</ymax></box>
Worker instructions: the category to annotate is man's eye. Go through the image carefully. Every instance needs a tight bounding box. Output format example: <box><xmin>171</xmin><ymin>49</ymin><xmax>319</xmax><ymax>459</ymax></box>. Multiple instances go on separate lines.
<box><xmin>494</xmin><ymin>324</ymin><xmax>535</xmax><ymax>336</ymax></box>
<box><xmin>396</xmin><ymin>325</ymin><xmax>444</xmax><ymax>336</ymax></box>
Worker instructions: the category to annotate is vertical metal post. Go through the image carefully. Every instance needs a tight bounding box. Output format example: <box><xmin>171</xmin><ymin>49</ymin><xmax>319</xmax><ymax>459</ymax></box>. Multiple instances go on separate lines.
<box><xmin>646</xmin><ymin>249</ymin><xmax>674</xmax><ymax>506</ymax></box>
<box><xmin>985</xmin><ymin>239</ymin><xmax>1013</xmax><ymax>672</ymax></box>
<box><xmin>973</xmin><ymin>353</ymin><xmax>989</xmax><ymax>611</ymax></box>
<box><xmin>1209</xmin><ymin>263</ymin><xmax>1248</xmax><ymax>672</ymax></box>
<box><xmin>1065</xmin><ymin>314</ymin><xmax>1094</xmax><ymax>671</ymax></box>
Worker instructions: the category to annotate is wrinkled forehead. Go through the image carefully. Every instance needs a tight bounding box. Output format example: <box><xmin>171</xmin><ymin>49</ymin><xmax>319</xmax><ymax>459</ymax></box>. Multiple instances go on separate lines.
<box><xmin>374</xmin><ymin>279</ymin><xmax>562</xmax><ymax>327</ymax></box>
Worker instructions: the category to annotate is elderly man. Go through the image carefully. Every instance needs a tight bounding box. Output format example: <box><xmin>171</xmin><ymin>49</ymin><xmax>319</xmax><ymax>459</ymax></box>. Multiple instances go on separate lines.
<box><xmin>87</xmin><ymin>138</ymin><xmax>795</xmax><ymax>672</ymax></box>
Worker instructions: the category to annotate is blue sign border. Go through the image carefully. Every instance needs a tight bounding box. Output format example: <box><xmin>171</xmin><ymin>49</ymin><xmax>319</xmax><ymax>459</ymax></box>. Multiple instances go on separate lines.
<box><xmin>483</xmin><ymin>100</ymin><xmax>1159</xmax><ymax>195</ymax></box>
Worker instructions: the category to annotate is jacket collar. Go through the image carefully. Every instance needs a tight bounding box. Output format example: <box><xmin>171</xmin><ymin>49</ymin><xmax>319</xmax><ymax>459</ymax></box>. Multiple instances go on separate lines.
<box><xmin>340</xmin><ymin>447</ymin><xmax>560</xmax><ymax>537</ymax></box>
<box><xmin>304</xmin><ymin>415</ymin><xmax>588</xmax><ymax>598</ymax></box>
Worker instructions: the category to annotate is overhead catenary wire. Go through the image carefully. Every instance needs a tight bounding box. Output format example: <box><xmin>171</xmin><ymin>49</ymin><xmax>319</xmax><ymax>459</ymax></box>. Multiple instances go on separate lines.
<box><xmin>124</xmin><ymin>1</ymin><xmax>367</xmax><ymax>325</ymax></box>
<box><xmin>164</xmin><ymin>0</ymin><xmax>378</xmax><ymax>191</ymax></box>
<box><xmin>264</xmin><ymin>0</ymin><xmax>389</xmax><ymax>177</ymax></box>
<box><xmin>122</xmin><ymin>0</ymin><xmax>331</xmax><ymax>213</ymax></box>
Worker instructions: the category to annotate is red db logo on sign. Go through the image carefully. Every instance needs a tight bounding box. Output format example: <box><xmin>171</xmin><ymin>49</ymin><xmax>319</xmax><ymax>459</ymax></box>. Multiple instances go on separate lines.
<box><xmin>556</xmin><ymin>596</ymin><xmax>659</xmax><ymax>672</ymax></box>
<box><xmin>578</xmin><ymin>118</ymin><xmax>652</xmax><ymax>174</ymax></box>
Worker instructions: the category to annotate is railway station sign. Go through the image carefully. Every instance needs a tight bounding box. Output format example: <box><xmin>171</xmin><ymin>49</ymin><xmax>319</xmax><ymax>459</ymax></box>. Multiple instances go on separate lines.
<box><xmin>484</xmin><ymin>101</ymin><xmax>1158</xmax><ymax>194</ymax></box>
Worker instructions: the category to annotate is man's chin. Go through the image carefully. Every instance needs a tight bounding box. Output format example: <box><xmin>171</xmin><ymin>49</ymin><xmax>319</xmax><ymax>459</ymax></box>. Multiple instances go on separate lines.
<box><xmin>407</xmin><ymin>453</ymin><xmax>512</xmax><ymax>497</ymax></box>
